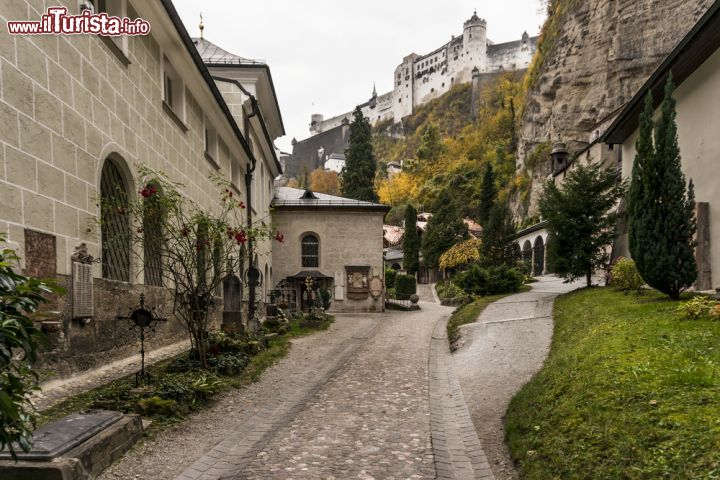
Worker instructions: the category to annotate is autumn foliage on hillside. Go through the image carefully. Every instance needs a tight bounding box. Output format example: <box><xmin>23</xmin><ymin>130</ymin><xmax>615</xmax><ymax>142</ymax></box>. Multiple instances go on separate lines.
<box><xmin>374</xmin><ymin>72</ymin><xmax>530</xmax><ymax>220</ymax></box>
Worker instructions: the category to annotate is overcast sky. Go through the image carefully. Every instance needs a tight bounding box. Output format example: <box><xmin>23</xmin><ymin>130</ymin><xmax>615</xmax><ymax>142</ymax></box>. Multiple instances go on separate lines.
<box><xmin>172</xmin><ymin>1</ymin><xmax>547</xmax><ymax>152</ymax></box>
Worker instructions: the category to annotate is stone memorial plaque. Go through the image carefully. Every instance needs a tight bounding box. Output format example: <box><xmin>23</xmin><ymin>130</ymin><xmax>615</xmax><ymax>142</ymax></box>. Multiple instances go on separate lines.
<box><xmin>0</xmin><ymin>410</ymin><xmax>122</xmax><ymax>461</ymax></box>
<box><xmin>370</xmin><ymin>277</ymin><xmax>383</xmax><ymax>298</ymax></box>
<box><xmin>73</xmin><ymin>261</ymin><xmax>94</xmax><ymax>318</ymax></box>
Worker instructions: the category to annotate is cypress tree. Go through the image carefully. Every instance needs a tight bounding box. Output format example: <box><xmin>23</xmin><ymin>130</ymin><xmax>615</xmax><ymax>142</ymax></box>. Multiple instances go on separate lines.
<box><xmin>628</xmin><ymin>75</ymin><xmax>696</xmax><ymax>299</ymax></box>
<box><xmin>342</xmin><ymin>106</ymin><xmax>377</xmax><ymax>202</ymax></box>
<box><xmin>477</xmin><ymin>163</ymin><xmax>497</xmax><ymax>225</ymax></box>
<box><xmin>421</xmin><ymin>189</ymin><xmax>469</xmax><ymax>269</ymax></box>
<box><xmin>403</xmin><ymin>204</ymin><xmax>420</xmax><ymax>275</ymax></box>
<box><xmin>481</xmin><ymin>200</ymin><xmax>518</xmax><ymax>268</ymax></box>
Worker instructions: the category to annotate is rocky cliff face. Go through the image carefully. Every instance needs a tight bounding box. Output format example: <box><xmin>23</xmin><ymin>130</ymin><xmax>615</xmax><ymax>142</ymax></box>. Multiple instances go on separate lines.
<box><xmin>517</xmin><ymin>0</ymin><xmax>714</xmax><ymax>217</ymax></box>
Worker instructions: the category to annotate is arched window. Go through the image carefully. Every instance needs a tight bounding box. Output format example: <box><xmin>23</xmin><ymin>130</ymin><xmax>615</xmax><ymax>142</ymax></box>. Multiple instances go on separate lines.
<box><xmin>101</xmin><ymin>158</ymin><xmax>131</xmax><ymax>282</ymax></box>
<box><xmin>301</xmin><ymin>234</ymin><xmax>319</xmax><ymax>268</ymax></box>
<box><xmin>143</xmin><ymin>180</ymin><xmax>163</xmax><ymax>286</ymax></box>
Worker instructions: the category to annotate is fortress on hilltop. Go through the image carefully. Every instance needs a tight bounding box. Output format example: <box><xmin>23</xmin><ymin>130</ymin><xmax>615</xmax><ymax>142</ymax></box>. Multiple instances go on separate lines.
<box><xmin>308</xmin><ymin>11</ymin><xmax>538</xmax><ymax>135</ymax></box>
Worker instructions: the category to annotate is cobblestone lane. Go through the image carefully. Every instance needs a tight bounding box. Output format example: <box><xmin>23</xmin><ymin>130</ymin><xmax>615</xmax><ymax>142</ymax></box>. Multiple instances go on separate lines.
<box><xmin>231</xmin><ymin>306</ymin><xmax>443</xmax><ymax>480</ymax></box>
<box><xmin>100</xmin><ymin>298</ymin><xmax>494</xmax><ymax>480</ymax></box>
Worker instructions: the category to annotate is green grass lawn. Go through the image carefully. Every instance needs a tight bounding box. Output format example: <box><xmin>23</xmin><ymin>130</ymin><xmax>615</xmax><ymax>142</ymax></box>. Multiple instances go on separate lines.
<box><xmin>505</xmin><ymin>287</ymin><xmax>720</xmax><ymax>479</ymax></box>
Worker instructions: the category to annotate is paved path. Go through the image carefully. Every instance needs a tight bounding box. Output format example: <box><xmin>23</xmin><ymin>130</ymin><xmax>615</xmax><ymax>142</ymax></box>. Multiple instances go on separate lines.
<box><xmin>32</xmin><ymin>340</ymin><xmax>190</xmax><ymax>411</ymax></box>
<box><xmin>99</xmin><ymin>285</ymin><xmax>492</xmax><ymax>479</ymax></box>
<box><xmin>452</xmin><ymin>276</ymin><xmax>583</xmax><ymax>479</ymax></box>
<box><xmin>430</xmin><ymin>311</ymin><xmax>495</xmax><ymax>480</ymax></box>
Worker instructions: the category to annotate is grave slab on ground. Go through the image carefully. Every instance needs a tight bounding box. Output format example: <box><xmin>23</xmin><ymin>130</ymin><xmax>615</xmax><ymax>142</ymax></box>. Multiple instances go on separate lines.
<box><xmin>0</xmin><ymin>410</ymin><xmax>142</xmax><ymax>480</ymax></box>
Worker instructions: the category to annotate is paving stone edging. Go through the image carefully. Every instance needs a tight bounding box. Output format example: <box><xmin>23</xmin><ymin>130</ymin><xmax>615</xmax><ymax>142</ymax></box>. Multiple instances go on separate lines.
<box><xmin>429</xmin><ymin>314</ymin><xmax>496</xmax><ymax>480</ymax></box>
<box><xmin>175</xmin><ymin>320</ymin><xmax>381</xmax><ymax>480</ymax></box>
<box><xmin>32</xmin><ymin>340</ymin><xmax>191</xmax><ymax>412</ymax></box>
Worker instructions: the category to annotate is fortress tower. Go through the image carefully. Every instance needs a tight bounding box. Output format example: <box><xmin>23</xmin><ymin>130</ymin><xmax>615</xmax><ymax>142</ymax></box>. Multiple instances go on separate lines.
<box><xmin>463</xmin><ymin>11</ymin><xmax>488</xmax><ymax>72</ymax></box>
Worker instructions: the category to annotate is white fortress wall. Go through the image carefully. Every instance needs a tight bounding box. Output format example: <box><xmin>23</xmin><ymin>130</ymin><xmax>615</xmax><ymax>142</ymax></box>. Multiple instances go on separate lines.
<box><xmin>486</xmin><ymin>36</ymin><xmax>538</xmax><ymax>72</ymax></box>
<box><xmin>308</xmin><ymin>13</ymin><xmax>538</xmax><ymax>135</ymax></box>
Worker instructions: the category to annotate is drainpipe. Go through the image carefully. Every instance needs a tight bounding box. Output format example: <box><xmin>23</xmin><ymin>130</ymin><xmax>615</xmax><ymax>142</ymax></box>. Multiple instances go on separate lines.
<box><xmin>244</xmin><ymin>97</ymin><xmax>260</xmax><ymax>328</ymax></box>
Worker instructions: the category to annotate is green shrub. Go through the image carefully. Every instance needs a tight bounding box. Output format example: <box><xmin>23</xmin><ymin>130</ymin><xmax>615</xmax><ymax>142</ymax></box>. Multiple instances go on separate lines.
<box><xmin>191</xmin><ymin>375</ymin><xmax>224</xmax><ymax>398</ymax></box>
<box><xmin>492</xmin><ymin>266</ymin><xmax>524</xmax><ymax>293</ymax></box>
<box><xmin>611</xmin><ymin>257</ymin><xmax>644</xmax><ymax>294</ymax></box>
<box><xmin>1</xmin><ymin>237</ymin><xmax>63</xmax><ymax>458</ymax></box>
<box><xmin>436</xmin><ymin>281</ymin><xmax>467</xmax><ymax>300</ymax></box>
<box><xmin>455</xmin><ymin>264</ymin><xmax>524</xmax><ymax>296</ymax></box>
<box><xmin>394</xmin><ymin>274</ymin><xmax>417</xmax><ymax>300</ymax></box>
<box><xmin>208</xmin><ymin>352</ymin><xmax>250</xmax><ymax>376</ymax></box>
<box><xmin>319</xmin><ymin>288</ymin><xmax>332</xmax><ymax>310</ymax></box>
<box><xmin>676</xmin><ymin>296</ymin><xmax>718</xmax><ymax>320</ymax></box>
<box><xmin>385</xmin><ymin>267</ymin><xmax>397</xmax><ymax>288</ymax></box>
<box><xmin>136</xmin><ymin>396</ymin><xmax>178</xmax><ymax>417</ymax></box>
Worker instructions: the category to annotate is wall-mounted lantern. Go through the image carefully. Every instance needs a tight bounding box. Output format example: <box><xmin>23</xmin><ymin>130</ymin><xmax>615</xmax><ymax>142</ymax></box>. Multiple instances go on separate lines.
<box><xmin>551</xmin><ymin>142</ymin><xmax>569</xmax><ymax>175</ymax></box>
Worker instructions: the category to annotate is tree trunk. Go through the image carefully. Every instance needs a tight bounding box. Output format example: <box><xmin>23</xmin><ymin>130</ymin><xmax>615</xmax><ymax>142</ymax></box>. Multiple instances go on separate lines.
<box><xmin>586</xmin><ymin>269</ymin><xmax>592</xmax><ymax>288</ymax></box>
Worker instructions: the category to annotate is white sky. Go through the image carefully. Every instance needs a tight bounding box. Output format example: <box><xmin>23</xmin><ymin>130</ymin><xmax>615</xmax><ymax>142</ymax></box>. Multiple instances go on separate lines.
<box><xmin>172</xmin><ymin>1</ymin><xmax>547</xmax><ymax>152</ymax></box>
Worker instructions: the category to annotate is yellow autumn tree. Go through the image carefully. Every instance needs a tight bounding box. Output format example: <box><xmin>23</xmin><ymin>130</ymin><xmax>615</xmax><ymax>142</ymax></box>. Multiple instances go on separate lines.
<box><xmin>310</xmin><ymin>169</ymin><xmax>341</xmax><ymax>196</ymax></box>
<box><xmin>439</xmin><ymin>238</ymin><xmax>482</xmax><ymax>271</ymax></box>
<box><xmin>377</xmin><ymin>172</ymin><xmax>419</xmax><ymax>206</ymax></box>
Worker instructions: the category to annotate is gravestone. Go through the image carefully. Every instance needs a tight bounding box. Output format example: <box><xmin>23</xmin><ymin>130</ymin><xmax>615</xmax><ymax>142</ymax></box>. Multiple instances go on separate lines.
<box><xmin>222</xmin><ymin>269</ymin><xmax>243</xmax><ymax>334</ymax></box>
<box><xmin>0</xmin><ymin>410</ymin><xmax>142</xmax><ymax>480</ymax></box>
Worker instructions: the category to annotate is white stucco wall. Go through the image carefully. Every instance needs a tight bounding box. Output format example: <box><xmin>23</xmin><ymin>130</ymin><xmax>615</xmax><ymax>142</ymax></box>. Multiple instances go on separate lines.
<box><xmin>620</xmin><ymin>47</ymin><xmax>720</xmax><ymax>289</ymax></box>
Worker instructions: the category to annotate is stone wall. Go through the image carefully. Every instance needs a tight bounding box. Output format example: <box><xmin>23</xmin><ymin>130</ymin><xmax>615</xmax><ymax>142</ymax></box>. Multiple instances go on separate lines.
<box><xmin>272</xmin><ymin>209</ymin><xmax>386</xmax><ymax>313</ymax></box>
<box><xmin>0</xmin><ymin>0</ymin><xmax>261</xmax><ymax>377</ymax></box>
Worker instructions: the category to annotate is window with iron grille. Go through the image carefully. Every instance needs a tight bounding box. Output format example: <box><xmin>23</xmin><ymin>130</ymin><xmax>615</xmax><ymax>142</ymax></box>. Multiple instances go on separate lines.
<box><xmin>143</xmin><ymin>181</ymin><xmax>163</xmax><ymax>286</ymax></box>
<box><xmin>101</xmin><ymin>158</ymin><xmax>131</xmax><ymax>282</ymax></box>
<box><xmin>301</xmin><ymin>234</ymin><xmax>319</xmax><ymax>268</ymax></box>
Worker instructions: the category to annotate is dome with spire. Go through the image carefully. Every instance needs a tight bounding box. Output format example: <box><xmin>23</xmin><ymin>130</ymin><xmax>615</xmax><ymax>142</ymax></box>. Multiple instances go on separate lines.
<box><xmin>464</xmin><ymin>9</ymin><xmax>486</xmax><ymax>29</ymax></box>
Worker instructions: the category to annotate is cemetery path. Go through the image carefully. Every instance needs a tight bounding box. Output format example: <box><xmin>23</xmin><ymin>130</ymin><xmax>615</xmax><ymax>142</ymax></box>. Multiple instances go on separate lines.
<box><xmin>452</xmin><ymin>276</ymin><xmax>584</xmax><ymax>480</ymax></box>
<box><xmin>100</xmin><ymin>291</ymin><xmax>494</xmax><ymax>479</ymax></box>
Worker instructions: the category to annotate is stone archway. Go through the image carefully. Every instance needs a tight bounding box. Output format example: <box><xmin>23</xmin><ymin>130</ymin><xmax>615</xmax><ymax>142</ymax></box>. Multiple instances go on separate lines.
<box><xmin>521</xmin><ymin>240</ymin><xmax>532</xmax><ymax>275</ymax></box>
<box><xmin>533</xmin><ymin>236</ymin><xmax>545</xmax><ymax>276</ymax></box>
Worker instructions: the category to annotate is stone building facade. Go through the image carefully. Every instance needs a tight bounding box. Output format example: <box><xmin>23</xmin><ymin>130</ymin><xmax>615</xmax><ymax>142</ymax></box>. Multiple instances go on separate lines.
<box><xmin>309</xmin><ymin>11</ymin><xmax>538</xmax><ymax>134</ymax></box>
<box><xmin>271</xmin><ymin>188</ymin><xmax>390</xmax><ymax>313</ymax></box>
<box><xmin>0</xmin><ymin>0</ymin><xmax>282</xmax><ymax>376</ymax></box>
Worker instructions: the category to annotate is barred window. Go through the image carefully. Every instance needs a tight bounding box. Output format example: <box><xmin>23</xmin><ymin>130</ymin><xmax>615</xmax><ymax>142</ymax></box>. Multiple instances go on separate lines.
<box><xmin>301</xmin><ymin>234</ymin><xmax>319</xmax><ymax>268</ymax></box>
<box><xmin>101</xmin><ymin>158</ymin><xmax>131</xmax><ymax>282</ymax></box>
<box><xmin>143</xmin><ymin>181</ymin><xmax>163</xmax><ymax>286</ymax></box>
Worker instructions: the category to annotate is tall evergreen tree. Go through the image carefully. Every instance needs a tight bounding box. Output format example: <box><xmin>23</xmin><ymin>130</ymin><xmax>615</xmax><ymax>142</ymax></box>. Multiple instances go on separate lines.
<box><xmin>477</xmin><ymin>163</ymin><xmax>497</xmax><ymax>225</ymax></box>
<box><xmin>422</xmin><ymin>189</ymin><xmax>469</xmax><ymax>269</ymax></box>
<box><xmin>539</xmin><ymin>161</ymin><xmax>626</xmax><ymax>287</ymax></box>
<box><xmin>628</xmin><ymin>75</ymin><xmax>696</xmax><ymax>299</ymax></box>
<box><xmin>403</xmin><ymin>204</ymin><xmax>420</xmax><ymax>275</ymax></box>
<box><xmin>407</xmin><ymin>123</ymin><xmax>444</xmax><ymax>176</ymax></box>
<box><xmin>342</xmin><ymin>106</ymin><xmax>377</xmax><ymax>202</ymax></box>
<box><xmin>481</xmin><ymin>200</ymin><xmax>518</xmax><ymax>268</ymax></box>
